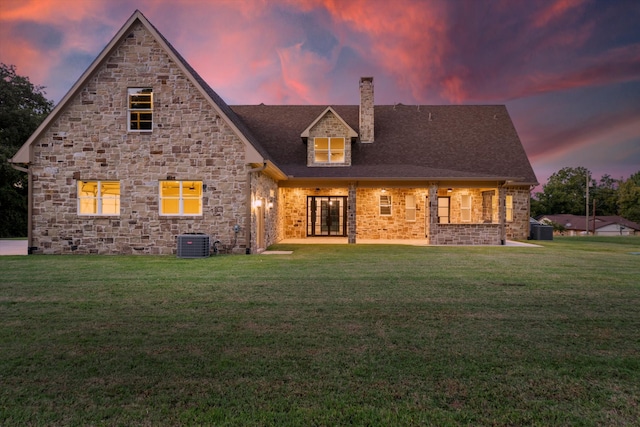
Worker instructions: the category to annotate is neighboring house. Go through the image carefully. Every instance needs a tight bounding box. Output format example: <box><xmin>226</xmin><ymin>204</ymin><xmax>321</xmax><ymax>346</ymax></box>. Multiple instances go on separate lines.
<box><xmin>10</xmin><ymin>11</ymin><xmax>538</xmax><ymax>255</ymax></box>
<box><xmin>538</xmin><ymin>214</ymin><xmax>640</xmax><ymax>236</ymax></box>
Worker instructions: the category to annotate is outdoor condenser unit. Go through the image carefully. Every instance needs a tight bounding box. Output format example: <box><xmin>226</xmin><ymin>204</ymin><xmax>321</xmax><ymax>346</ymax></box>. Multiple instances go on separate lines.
<box><xmin>177</xmin><ymin>234</ymin><xmax>210</xmax><ymax>258</ymax></box>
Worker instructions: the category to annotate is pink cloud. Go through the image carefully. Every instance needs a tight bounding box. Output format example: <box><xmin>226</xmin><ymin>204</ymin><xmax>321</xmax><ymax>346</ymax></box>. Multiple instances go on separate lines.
<box><xmin>523</xmin><ymin>44</ymin><xmax>640</xmax><ymax>96</ymax></box>
<box><xmin>532</xmin><ymin>0</ymin><xmax>587</xmax><ymax>28</ymax></box>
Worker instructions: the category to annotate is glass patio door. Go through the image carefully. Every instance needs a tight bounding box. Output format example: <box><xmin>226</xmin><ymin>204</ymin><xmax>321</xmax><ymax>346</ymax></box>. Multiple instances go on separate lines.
<box><xmin>307</xmin><ymin>196</ymin><xmax>347</xmax><ymax>236</ymax></box>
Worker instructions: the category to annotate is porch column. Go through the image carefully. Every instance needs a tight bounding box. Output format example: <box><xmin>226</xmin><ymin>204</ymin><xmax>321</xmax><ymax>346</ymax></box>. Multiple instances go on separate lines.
<box><xmin>498</xmin><ymin>185</ymin><xmax>506</xmax><ymax>245</ymax></box>
<box><xmin>348</xmin><ymin>182</ymin><xmax>357</xmax><ymax>244</ymax></box>
<box><xmin>428</xmin><ymin>182</ymin><xmax>438</xmax><ymax>244</ymax></box>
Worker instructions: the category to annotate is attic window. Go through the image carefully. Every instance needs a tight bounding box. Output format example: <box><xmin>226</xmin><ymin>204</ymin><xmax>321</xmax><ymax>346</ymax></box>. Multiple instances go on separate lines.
<box><xmin>314</xmin><ymin>137</ymin><xmax>345</xmax><ymax>163</ymax></box>
<box><xmin>128</xmin><ymin>88</ymin><xmax>153</xmax><ymax>131</ymax></box>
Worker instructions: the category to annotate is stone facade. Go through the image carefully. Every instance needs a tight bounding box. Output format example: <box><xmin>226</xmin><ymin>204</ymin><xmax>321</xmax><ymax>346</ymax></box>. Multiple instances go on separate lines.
<box><xmin>306</xmin><ymin>111</ymin><xmax>352</xmax><ymax>167</ymax></box>
<box><xmin>359</xmin><ymin>77</ymin><xmax>374</xmax><ymax>143</ymax></box>
<box><xmin>355</xmin><ymin>188</ymin><xmax>427</xmax><ymax>239</ymax></box>
<box><xmin>251</xmin><ymin>171</ymin><xmax>279</xmax><ymax>252</ymax></box>
<box><xmin>279</xmin><ymin>185</ymin><xmax>532</xmax><ymax>244</ymax></box>
<box><xmin>280</xmin><ymin>187</ymin><xmax>349</xmax><ymax>239</ymax></box>
<box><xmin>505</xmin><ymin>186</ymin><xmax>531</xmax><ymax>240</ymax></box>
<box><xmin>432</xmin><ymin>224</ymin><xmax>502</xmax><ymax>245</ymax></box>
<box><xmin>29</xmin><ymin>22</ymin><xmax>250</xmax><ymax>254</ymax></box>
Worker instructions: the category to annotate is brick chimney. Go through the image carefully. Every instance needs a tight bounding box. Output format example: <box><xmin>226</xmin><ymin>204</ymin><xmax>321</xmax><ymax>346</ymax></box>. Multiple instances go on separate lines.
<box><xmin>359</xmin><ymin>77</ymin><xmax>374</xmax><ymax>143</ymax></box>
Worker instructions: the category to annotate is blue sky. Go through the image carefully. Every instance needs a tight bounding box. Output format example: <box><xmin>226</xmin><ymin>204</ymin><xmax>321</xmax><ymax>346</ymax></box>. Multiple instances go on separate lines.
<box><xmin>1</xmin><ymin>0</ymin><xmax>639</xmax><ymax>188</ymax></box>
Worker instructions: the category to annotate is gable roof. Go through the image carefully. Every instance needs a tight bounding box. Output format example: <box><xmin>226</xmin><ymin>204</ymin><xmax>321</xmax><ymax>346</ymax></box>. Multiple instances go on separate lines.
<box><xmin>300</xmin><ymin>107</ymin><xmax>358</xmax><ymax>139</ymax></box>
<box><xmin>231</xmin><ymin>104</ymin><xmax>538</xmax><ymax>184</ymax></box>
<box><xmin>10</xmin><ymin>10</ymin><xmax>271</xmax><ymax>167</ymax></box>
<box><xmin>539</xmin><ymin>214</ymin><xmax>640</xmax><ymax>231</ymax></box>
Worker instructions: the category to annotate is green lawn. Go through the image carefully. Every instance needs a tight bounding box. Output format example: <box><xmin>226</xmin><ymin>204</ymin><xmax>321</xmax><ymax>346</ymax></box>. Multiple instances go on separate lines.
<box><xmin>1</xmin><ymin>237</ymin><xmax>639</xmax><ymax>425</ymax></box>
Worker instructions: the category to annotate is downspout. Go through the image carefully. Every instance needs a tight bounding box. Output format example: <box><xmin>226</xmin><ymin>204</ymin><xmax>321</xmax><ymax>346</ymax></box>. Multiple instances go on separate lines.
<box><xmin>245</xmin><ymin>162</ymin><xmax>267</xmax><ymax>254</ymax></box>
<box><xmin>10</xmin><ymin>162</ymin><xmax>32</xmax><ymax>253</ymax></box>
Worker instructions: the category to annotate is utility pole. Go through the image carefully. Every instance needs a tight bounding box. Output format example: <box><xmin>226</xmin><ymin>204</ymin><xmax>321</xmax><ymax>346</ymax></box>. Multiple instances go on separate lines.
<box><xmin>592</xmin><ymin>199</ymin><xmax>596</xmax><ymax>236</ymax></box>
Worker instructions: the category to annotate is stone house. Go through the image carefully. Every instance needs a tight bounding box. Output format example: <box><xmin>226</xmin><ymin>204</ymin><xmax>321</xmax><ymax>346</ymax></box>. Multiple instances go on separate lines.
<box><xmin>10</xmin><ymin>10</ymin><xmax>538</xmax><ymax>255</ymax></box>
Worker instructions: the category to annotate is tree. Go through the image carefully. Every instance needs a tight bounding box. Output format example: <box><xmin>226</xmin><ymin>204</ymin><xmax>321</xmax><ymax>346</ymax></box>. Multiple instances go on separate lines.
<box><xmin>0</xmin><ymin>63</ymin><xmax>54</xmax><ymax>237</ymax></box>
<box><xmin>533</xmin><ymin>166</ymin><xmax>593</xmax><ymax>216</ymax></box>
<box><xmin>618</xmin><ymin>171</ymin><xmax>640</xmax><ymax>223</ymax></box>
<box><xmin>592</xmin><ymin>174</ymin><xmax>620</xmax><ymax>216</ymax></box>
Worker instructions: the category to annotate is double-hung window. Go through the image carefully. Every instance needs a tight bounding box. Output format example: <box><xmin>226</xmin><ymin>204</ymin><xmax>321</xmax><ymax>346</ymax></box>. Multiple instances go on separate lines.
<box><xmin>506</xmin><ymin>195</ymin><xmax>514</xmax><ymax>222</ymax></box>
<box><xmin>314</xmin><ymin>137</ymin><xmax>345</xmax><ymax>163</ymax></box>
<box><xmin>379</xmin><ymin>194</ymin><xmax>392</xmax><ymax>216</ymax></box>
<box><xmin>160</xmin><ymin>181</ymin><xmax>202</xmax><ymax>216</ymax></box>
<box><xmin>437</xmin><ymin>196</ymin><xmax>450</xmax><ymax>224</ymax></box>
<box><xmin>128</xmin><ymin>88</ymin><xmax>153</xmax><ymax>131</ymax></box>
<box><xmin>405</xmin><ymin>195</ymin><xmax>416</xmax><ymax>221</ymax></box>
<box><xmin>78</xmin><ymin>181</ymin><xmax>120</xmax><ymax>215</ymax></box>
<box><xmin>460</xmin><ymin>195</ymin><xmax>472</xmax><ymax>222</ymax></box>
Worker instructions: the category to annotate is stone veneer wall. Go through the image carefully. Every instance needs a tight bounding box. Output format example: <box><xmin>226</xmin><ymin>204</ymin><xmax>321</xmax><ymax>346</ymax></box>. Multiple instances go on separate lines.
<box><xmin>359</xmin><ymin>77</ymin><xmax>374</xmax><ymax>143</ymax></box>
<box><xmin>251</xmin><ymin>172</ymin><xmax>279</xmax><ymax>251</ymax></box>
<box><xmin>505</xmin><ymin>186</ymin><xmax>531</xmax><ymax>240</ymax></box>
<box><xmin>307</xmin><ymin>111</ymin><xmax>352</xmax><ymax>167</ymax></box>
<box><xmin>280</xmin><ymin>185</ymin><xmax>530</xmax><ymax>244</ymax></box>
<box><xmin>29</xmin><ymin>22</ymin><xmax>250</xmax><ymax>254</ymax></box>
<box><xmin>355</xmin><ymin>188</ymin><xmax>427</xmax><ymax>239</ymax></box>
<box><xmin>433</xmin><ymin>224</ymin><xmax>502</xmax><ymax>245</ymax></box>
<box><xmin>281</xmin><ymin>187</ymin><xmax>349</xmax><ymax>238</ymax></box>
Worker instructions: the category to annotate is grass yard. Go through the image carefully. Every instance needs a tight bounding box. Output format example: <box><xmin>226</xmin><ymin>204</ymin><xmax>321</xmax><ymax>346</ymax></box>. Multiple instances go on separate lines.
<box><xmin>1</xmin><ymin>237</ymin><xmax>639</xmax><ymax>426</ymax></box>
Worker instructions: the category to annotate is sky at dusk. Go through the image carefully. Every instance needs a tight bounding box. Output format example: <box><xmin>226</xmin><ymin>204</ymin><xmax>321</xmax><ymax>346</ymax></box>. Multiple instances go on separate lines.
<box><xmin>1</xmin><ymin>0</ymin><xmax>639</xmax><ymax>189</ymax></box>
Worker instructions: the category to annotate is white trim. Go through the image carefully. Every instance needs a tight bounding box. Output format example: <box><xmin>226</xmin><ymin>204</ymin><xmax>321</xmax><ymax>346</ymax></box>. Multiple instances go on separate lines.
<box><xmin>159</xmin><ymin>181</ymin><xmax>203</xmax><ymax>216</ymax></box>
<box><xmin>379</xmin><ymin>194</ymin><xmax>392</xmax><ymax>216</ymax></box>
<box><xmin>77</xmin><ymin>180</ymin><xmax>120</xmax><ymax>216</ymax></box>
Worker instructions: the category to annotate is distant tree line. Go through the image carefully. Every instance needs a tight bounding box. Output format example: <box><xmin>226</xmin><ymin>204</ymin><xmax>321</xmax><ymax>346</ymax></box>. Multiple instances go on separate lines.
<box><xmin>531</xmin><ymin>166</ymin><xmax>640</xmax><ymax>223</ymax></box>
<box><xmin>1</xmin><ymin>63</ymin><xmax>54</xmax><ymax>237</ymax></box>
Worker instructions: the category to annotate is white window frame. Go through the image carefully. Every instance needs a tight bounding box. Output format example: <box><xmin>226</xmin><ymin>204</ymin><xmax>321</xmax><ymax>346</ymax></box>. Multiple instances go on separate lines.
<box><xmin>313</xmin><ymin>137</ymin><xmax>345</xmax><ymax>163</ymax></box>
<box><xmin>460</xmin><ymin>194</ymin><xmax>472</xmax><ymax>222</ymax></box>
<box><xmin>506</xmin><ymin>195</ymin><xmax>514</xmax><ymax>222</ymax></box>
<box><xmin>128</xmin><ymin>88</ymin><xmax>153</xmax><ymax>132</ymax></box>
<box><xmin>405</xmin><ymin>195</ymin><xmax>416</xmax><ymax>222</ymax></box>
<box><xmin>379</xmin><ymin>194</ymin><xmax>392</xmax><ymax>216</ymax></box>
<box><xmin>438</xmin><ymin>196</ymin><xmax>450</xmax><ymax>224</ymax></box>
<box><xmin>159</xmin><ymin>181</ymin><xmax>203</xmax><ymax>216</ymax></box>
<box><xmin>77</xmin><ymin>181</ymin><xmax>120</xmax><ymax>216</ymax></box>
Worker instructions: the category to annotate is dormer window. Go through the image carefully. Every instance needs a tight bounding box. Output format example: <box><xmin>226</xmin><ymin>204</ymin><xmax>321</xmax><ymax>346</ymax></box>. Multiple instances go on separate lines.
<box><xmin>314</xmin><ymin>137</ymin><xmax>345</xmax><ymax>163</ymax></box>
<box><xmin>128</xmin><ymin>88</ymin><xmax>153</xmax><ymax>131</ymax></box>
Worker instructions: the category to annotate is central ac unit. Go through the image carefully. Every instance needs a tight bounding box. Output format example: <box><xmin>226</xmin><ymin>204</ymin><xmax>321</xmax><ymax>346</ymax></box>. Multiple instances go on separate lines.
<box><xmin>177</xmin><ymin>234</ymin><xmax>210</xmax><ymax>258</ymax></box>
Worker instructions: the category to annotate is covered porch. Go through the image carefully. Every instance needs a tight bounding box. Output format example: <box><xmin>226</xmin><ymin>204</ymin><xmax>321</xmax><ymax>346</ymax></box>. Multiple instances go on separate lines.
<box><xmin>273</xmin><ymin>180</ymin><xmax>527</xmax><ymax>246</ymax></box>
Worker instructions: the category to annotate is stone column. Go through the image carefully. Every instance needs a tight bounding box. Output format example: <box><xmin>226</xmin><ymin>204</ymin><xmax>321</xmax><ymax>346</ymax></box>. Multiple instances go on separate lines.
<box><xmin>498</xmin><ymin>185</ymin><xmax>506</xmax><ymax>245</ymax></box>
<box><xmin>348</xmin><ymin>182</ymin><xmax>357</xmax><ymax>244</ymax></box>
<box><xmin>428</xmin><ymin>182</ymin><xmax>438</xmax><ymax>245</ymax></box>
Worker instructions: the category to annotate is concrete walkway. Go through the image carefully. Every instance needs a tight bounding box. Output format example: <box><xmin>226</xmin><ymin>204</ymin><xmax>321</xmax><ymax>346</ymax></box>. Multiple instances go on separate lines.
<box><xmin>0</xmin><ymin>240</ymin><xmax>28</xmax><ymax>255</ymax></box>
<box><xmin>0</xmin><ymin>238</ymin><xmax>541</xmax><ymax>256</ymax></box>
<box><xmin>277</xmin><ymin>238</ymin><xmax>541</xmax><ymax>247</ymax></box>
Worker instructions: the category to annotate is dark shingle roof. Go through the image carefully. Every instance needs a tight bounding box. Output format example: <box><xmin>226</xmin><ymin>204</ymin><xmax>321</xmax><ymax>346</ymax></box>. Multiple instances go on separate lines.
<box><xmin>231</xmin><ymin>104</ymin><xmax>537</xmax><ymax>183</ymax></box>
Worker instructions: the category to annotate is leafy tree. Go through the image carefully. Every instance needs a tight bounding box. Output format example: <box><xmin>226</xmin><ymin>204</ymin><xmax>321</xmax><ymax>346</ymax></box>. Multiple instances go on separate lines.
<box><xmin>533</xmin><ymin>166</ymin><xmax>593</xmax><ymax>216</ymax></box>
<box><xmin>0</xmin><ymin>63</ymin><xmax>54</xmax><ymax>237</ymax></box>
<box><xmin>592</xmin><ymin>174</ymin><xmax>620</xmax><ymax>216</ymax></box>
<box><xmin>618</xmin><ymin>171</ymin><xmax>640</xmax><ymax>223</ymax></box>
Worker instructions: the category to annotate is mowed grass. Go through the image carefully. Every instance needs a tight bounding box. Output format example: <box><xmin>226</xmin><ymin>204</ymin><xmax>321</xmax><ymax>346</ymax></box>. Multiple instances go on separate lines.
<box><xmin>1</xmin><ymin>237</ymin><xmax>639</xmax><ymax>426</ymax></box>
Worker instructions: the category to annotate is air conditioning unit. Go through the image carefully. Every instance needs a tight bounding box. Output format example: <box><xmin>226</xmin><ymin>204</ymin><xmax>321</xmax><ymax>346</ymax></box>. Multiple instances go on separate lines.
<box><xmin>177</xmin><ymin>234</ymin><xmax>210</xmax><ymax>258</ymax></box>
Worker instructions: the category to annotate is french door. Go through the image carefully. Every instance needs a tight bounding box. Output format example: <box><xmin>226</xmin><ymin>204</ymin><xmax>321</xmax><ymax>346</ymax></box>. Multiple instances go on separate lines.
<box><xmin>307</xmin><ymin>196</ymin><xmax>347</xmax><ymax>236</ymax></box>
